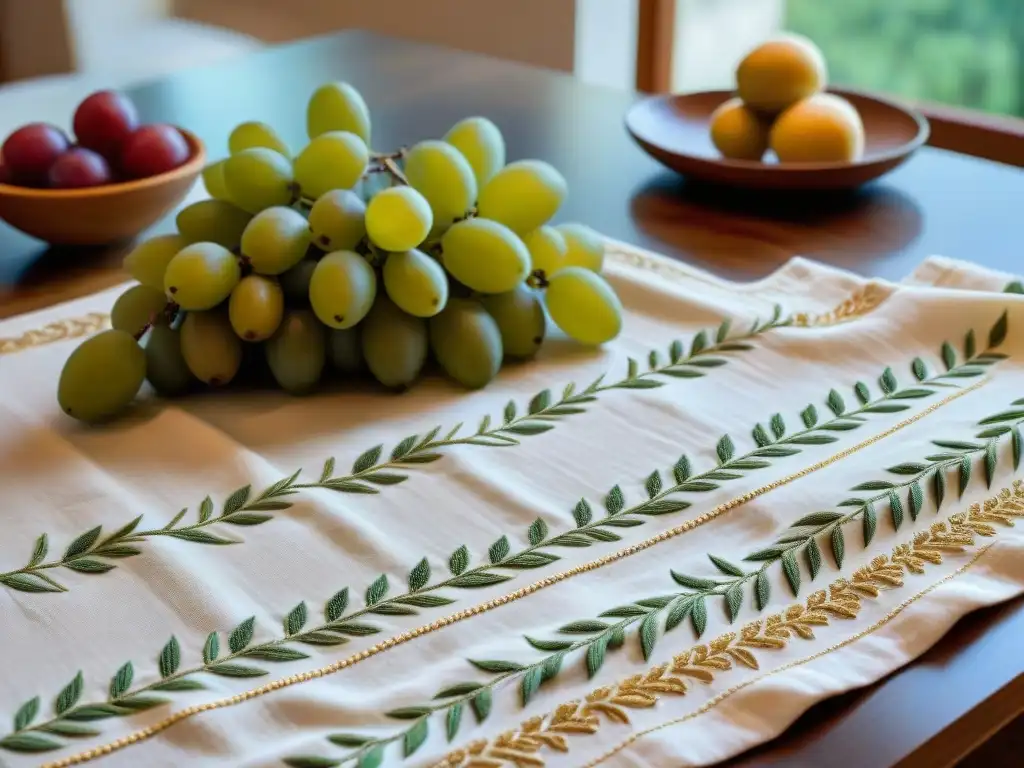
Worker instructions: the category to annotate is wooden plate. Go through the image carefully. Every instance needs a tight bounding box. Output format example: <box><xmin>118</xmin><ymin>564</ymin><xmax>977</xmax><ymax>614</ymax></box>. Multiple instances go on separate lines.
<box><xmin>625</xmin><ymin>89</ymin><xmax>929</xmax><ymax>191</ymax></box>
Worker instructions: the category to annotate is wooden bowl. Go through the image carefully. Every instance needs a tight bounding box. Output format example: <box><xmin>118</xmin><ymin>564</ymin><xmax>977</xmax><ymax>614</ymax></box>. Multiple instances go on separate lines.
<box><xmin>0</xmin><ymin>128</ymin><xmax>205</xmax><ymax>245</ymax></box>
<box><xmin>625</xmin><ymin>89</ymin><xmax>929</xmax><ymax>191</ymax></box>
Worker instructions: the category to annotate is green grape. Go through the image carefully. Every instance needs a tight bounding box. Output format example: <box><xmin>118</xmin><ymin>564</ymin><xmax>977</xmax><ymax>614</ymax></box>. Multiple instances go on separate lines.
<box><xmin>404</xmin><ymin>140</ymin><xmax>477</xmax><ymax>220</ymax></box>
<box><xmin>229</xmin><ymin>275</ymin><xmax>284</xmax><ymax>341</ymax></box>
<box><xmin>144</xmin><ymin>324</ymin><xmax>194</xmax><ymax>397</ymax></box>
<box><xmin>522</xmin><ymin>225</ymin><xmax>567</xmax><ymax>276</ymax></box>
<box><xmin>309</xmin><ymin>250</ymin><xmax>377</xmax><ymax>329</ymax></box>
<box><xmin>202</xmin><ymin>161</ymin><xmax>232</xmax><ymax>201</ymax></box>
<box><xmin>294</xmin><ymin>131</ymin><xmax>368</xmax><ymax>199</ymax></box>
<box><xmin>58</xmin><ymin>330</ymin><xmax>146</xmax><ymax>422</ymax></box>
<box><xmin>229</xmin><ymin>121</ymin><xmax>290</xmax><ymax>157</ymax></box>
<box><xmin>265</xmin><ymin>310</ymin><xmax>327</xmax><ymax>394</ymax></box>
<box><xmin>557</xmin><ymin>222</ymin><xmax>605</xmax><ymax>272</ymax></box>
<box><xmin>429</xmin><ymin>299</ymin><xmax>503</xmax><ymax>389</ymax></box>
<box><xmin>123</xmin><ymin>234</ymin><xmax>188</xmax><ymax>290</ymax></box>
<box><xmin>240</xmin><ymin>206</ymin><xmax>311</xmax><ymax>275</ymax></box>
<box><xmin>110</xmin><ymin>284</ymin><xmax>167</xmax><ymax>336</ymax></box>
<box><xmin>482</xmin><ymin>284</ymin><xmax>546</xmax><ymax>358</ymax></box>
<box><xmin>180</xmin><ymin>311</ymin><xmax>243</xmax><ymax>386</ymax></box>
<box><xmin>329</xmin><ymin>328</ymin><xmax>363</xmax><ymax>374</ymax></box>
<box><xmin>164</xmin><ymin>243</ymin><xmax>241</xmax><ymax>311</ymax></box>
<box><xmin>441</xmin><ymin>218</ymin><xmax>529</xmax><ymax>294</ymax></box>
<box><xmin>360</xmin><ymin>295</ymin><xmax>428</xmax><ymax>389</ymax></box>
<box><xmin>477</xmin><ymin>160</ymin><xmax>567</xmax><ymax>234</ymax></box>
<box><xmin>279</xmin><ymin>258</ymin><xmax>318</xmax><ymax>305</ymax></box>
<box><xmin>382</xmin><ymin>249</ymin><xmax>449</xmax><ymax>318</ymax></box>
<box><xmin>223</xmin><ymin>148</ymin><xmax>295</xmax><ymax>214</ymax></box>
<box><xmin>443</xmin><ymin>116</ymin><xmax>505</xmax><ymax>187</ymax></box>
<box><xmin>365</xmin><ymin>186</ymin><xmax>432</xmax><ymax>252</ymax></box>
<box><xmin>544</xmin><ymin>267</ymin><xmax>622</xmax><ymax>345</ymax></box>
<box><xmin>308</xmin><ymin>189</ymin><xmax>366</xmax><ymax>251</ymax></box>
<box><xmin>176</xmin><ymin>199</ymin><xmax>252</xmax><ymax>249</ymax></box>
<box><xmin>307</xmin><ymin>81</ymin><xmax>372</xmax><ymax>145</ymax></box>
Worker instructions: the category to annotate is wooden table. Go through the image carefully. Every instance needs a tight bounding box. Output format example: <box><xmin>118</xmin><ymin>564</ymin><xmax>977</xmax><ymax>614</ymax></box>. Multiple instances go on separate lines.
<box><xmin>2</xmin><ymin>30</ymin><xmax>1022</xmax><ymax>766</ymax></box>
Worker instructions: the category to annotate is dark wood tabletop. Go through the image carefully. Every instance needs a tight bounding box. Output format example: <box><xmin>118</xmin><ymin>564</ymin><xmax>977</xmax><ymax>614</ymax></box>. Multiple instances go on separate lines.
<box><xmin>1</xmin><ymin>29</ymin><xmax>1022</xmax><ymax>766</ymax></box>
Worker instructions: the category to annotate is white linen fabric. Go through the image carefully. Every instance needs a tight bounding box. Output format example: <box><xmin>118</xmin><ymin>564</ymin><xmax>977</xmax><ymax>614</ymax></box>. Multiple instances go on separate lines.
<box><xmin>0</xmin><ymin>241</ymin><xmax>1022</xmax><ymax>768</ymax></box>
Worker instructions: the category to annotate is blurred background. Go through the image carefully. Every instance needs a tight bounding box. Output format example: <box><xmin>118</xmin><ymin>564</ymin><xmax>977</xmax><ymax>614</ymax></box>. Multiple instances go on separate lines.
<box><xmin>0</xmin><ymin>0</ymin><xmax>1021</xmax><ymax>117</ymax></box>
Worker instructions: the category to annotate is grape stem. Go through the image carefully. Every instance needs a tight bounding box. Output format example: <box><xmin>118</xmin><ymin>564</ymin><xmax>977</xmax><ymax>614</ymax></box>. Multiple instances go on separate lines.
<box><xmin>527</xmin><ymin>269</ymin><xmax>550</xmax><ymax>289</ymax></box>
<box><xmin>379</xmin><ymin>156</ymin><xmax>409</xmax><ymax>186</ymax></box>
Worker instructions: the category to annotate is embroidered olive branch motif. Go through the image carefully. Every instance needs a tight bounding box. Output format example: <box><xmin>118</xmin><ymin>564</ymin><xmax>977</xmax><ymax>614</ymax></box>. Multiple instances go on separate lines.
<box><xmin>435</xmin><ymin>484</ymin><xmax>1024</xmax><ymax>768</ymax></box>
<box><xmin>0</xmin><ymin>311</ymin><xmax>788</xmax><ymax>597</ymax></box>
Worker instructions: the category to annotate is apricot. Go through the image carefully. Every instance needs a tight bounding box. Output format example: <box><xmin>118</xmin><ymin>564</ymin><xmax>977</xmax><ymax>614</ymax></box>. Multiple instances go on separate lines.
<box><xmin>769</xmin><ymin>93</ymin><xmax>865</xmax><ymax>163</ymax></box>
<box><xmin>736</xmin><ymin>34</ymin><xmax>827</xmax><ymax>114</ymax></box>
<box><xmin>709</xmin><ymin>97</ymin><xmax>771</xmax><ymax>161</ymax></box>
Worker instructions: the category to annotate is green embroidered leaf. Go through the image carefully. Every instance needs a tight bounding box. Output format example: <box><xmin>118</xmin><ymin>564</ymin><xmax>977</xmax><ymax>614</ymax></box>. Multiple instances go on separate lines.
<box><xmin>528</xmin><ymin>389</ymin><xmax>551</xmax><ymax>414</ymax></box>
<box><xmin>325</xmin><ymin>589</ymin><xmax>349</xmax><ymax>623</ymax></box>
<box><xmin>909</xmin><ymin>482</ymin><xmax>924</xmax><ymax>520</ymax></box>
<box><xmin>863</xmin><ymin>503</ymin><xmax>877</xmax><ymax>546</ymax></box>
<box><xmin>115</xmin><ymin>695</ymin><xmax>169</xmax><ymax>712</ymax></box>
<box><xmin>637</xmin><ymin>499</ymin><xmax>691</xmax><ymax>516</ymax></box>
<box><xmin>322</xmin><ymin>480</ymin><xmax>378</xmax><ymax>494</ymax></box>
<box><xmin>879</xmin><ymin>367</ymin><xmax>897</xmax><ymax>394</ymax></box>
<box><xmin>708</xmin><ymin>555</ymin><xmax>745</xmax><ymax>577</ymax></box>
<box><xmin>805</xmin><ymin>538</ymin><xmax>823</xmax><ymax>579</ymax></box>
<box><xmin>365</xmin><ymin>574</ymin><xmax>389</xmax><ymax>606</ymax></box>
<box><xmin>892</xmin><ymin>389</ymin><xmax>934</xmax><ymax>400</ymax></box>
<box><xmin>503</xmin><ymin>400</ymin><xmax>516</xmax><ymax>423</ymax></box>
<box><xmin>691</xmin><ymin>597</ymin><xmax>708</xmax><ymax>637</ymax></box>
<box><xmin>197</xmin><ymin>496</ymin><xmax>214</xmax><ymax>523</ymax></box>
<box><xmin>670</xmin><ymin>571</ymin><xmax>716</xmax><ymax>589</ymax></box>
<box><xmin>668</xmin><ymin>339</ymin><xmax>683</xmax><ymax>363</ymax></box>
<box><xmin>223</xmin><ymin>485</ymin><xmax>251</xmax><ymax>516</ymax></box>
<box><xmin>202</xmin><ymin>632</ymin><xmax>219</xmax><ymax>664</ymax></box>
<box><xmin>328</xmin><ymin>732</ymin><xmax>373</xmax><ymax>747</ymax></box>
<box><xmin>520</xmin><ymin>667</ymin><xmax>543</xmax><ymax>706</ymax></box>
<box><xmin>781</xmin><ymin>551</ymin><xmax>800</xmax><ymax>595</ymax></box>
<box><xmin>752</xmin><ymin>446</ymin><xmax>801</xmax><ymax>458</ymax></box>
<box><xmin>984</xmin><ymin>441</ymin><xmax>998</xmax><ymax>488</ymax></box>
<box><xmin>933</xmin><ymin>440</ymin><xmax>984</xmax><ymax>451</ymax></box>
<box><xmin>942</xmin><ymin>341</ymin><xmax>956</xmax><ymax>370</ymax></box>
<box><xmin>284</xmin><ymin>757</ymin><xmax>343</xmax><ymax>768</ymax></box>
<box><xmin>978</xmin><ymin>410</ymin><xmax>1024</xmax><ymax>425</ymax></box>
<box><xmin>352</xmin><ymin>445</ymin><xmax>382</xmax><ymax>473</ymax></box>
<box><xmin>608</xmin><ymin>627</ymin><xmax>626</xmax><ymax>648</ymax></box>
<box><xmin>385</xmin><ymin>706</ymin><xmax>430</xmax><ymax>720</ymax></box>
<box><xmin>64</xmin><ymin>526</ymin><xmax>102</xmax><ymax>559</ymax></box>
<box><xmin>889</xmin><ymin>490</ymin><xmax>905</xmax><ymax>530</ymax></box>
<box><xmin>887</xmin><ymin>463</ymin><xmax>929</xmax><ymax>475</ymax></box>
<box><xmin>151</xmin><ymin>679</ymin><xmax>206</xmax><ymax>692</ymax></box>
<box><xmin>472</xmin><ymin>689</ymin><xmax>492</xmax><ymax>722</ymax></box>
<box><xmin>673</xmin><ymin>455</ymin><xmax>691</xmax><ymax>483</ymax></box>
<box><xmin>854</xmin><ymin>381</ymin><xmax>871</xmax><ymax>404</ymax></box>
<box><xmin>448</xmin><ymin>546</ymin><xmax>470</xmax><ymax>576</ymax></box>
<box><xmin>0</xmin><ymin>733</ymin><xmax>63</xmax><ymax>752</ymax></box>
<box><xmin>605</xmin><ymin>485</ymin><xmax>625</xmax><ymax>514</ymax></box>
<box><xmin>1014</xmin><ymin>427</ymin><xmax>1023</xmax><ymax>470</ymax></box>
<box><xmin>159</xmin><ymin>636</ymin><xmax>180</xmax><ymax>678</ymax></box>
<box><xmin>549</xmin><ymin>532</ymin><xmax>591</xmax><ymax>547</ymax></box>
<box><xmin>319</xmin><ymin>457</ymin><xmax>336</xmax><ymax>482</ymax></box>
<box><xmin>503</xmin><ymin>422</ymin><xmax>553</xmax><ymax>436</ymax></box>
<box><xmin>228</xmin><ymin>617</ymin><xmax>256</xmax><ymax>653</ymax></box>
<box><xmin>503</xmin><ymin>552</ymin><xmax>559</xmax><ymax>568</ymax></box>
<box><xmin>446</xmin><ymin>703</ymin><xmax>463</xmax><ymax>742</ymax></box>
<box><xmin>691</xmin><ymin>330</ymin><xmax>708</xmax><ymax>355</ymax></box>
<box><xmin>790</xmin><ymin>511</ymin><xmax>844</xmax><ymax>527</ymax></box>
<box><xmin>645</xmin><ymin>470</ymin><xmax>663</xmax><ymax>499</ymax></box>
<box><xmin>716</xmin><ymin>318</ymin><xmax>732</xmax><ymax>343</ymax></box>
<box><xmin>964</xmin><ymin>329</ymin><xmax>977</xmax><ymax>359</ymax></box>
<box><xmin>755</xmin><ymin>571</ymin><xmax>771</xmax><ymax>610</ymax></box>
<box><xmin>332</xmin><ymin>623</ymin><xmax>380</xmax><ymax>636</ymax></box>
<box><xmin>603</xmin><ymin>518</ymin><xmax>644</xmax><ymax>528</ymax></box>
<box><xmin>787</xmin><ymin>435</ymin><xmax>837</xmax><ymax>446</ymax></box>
<box><xmin>65</xmin><ymin>559</ymin><xmax>115</xmax><ymax>574</ymax></box>
<box><xmin>616</xmin><ymin>376</ymin><xmax>667</xmax><ymax>388</ymax></box>
<box><xmin>560</xmin><ymin>620</ymin><xmax>611</xmax><ymax>634</ymax></box>
<box><xmin>770</xmin><ymin>413</ymin><xmax>786</xmax><ymax>439</ymax></box>
<box><xmin>400</xmin><ymin>453</ymin><xmax>442</xmax><ymax>465</ymax></box>
<box><xmin>831</xmin><ymin>528</ymin><xmax>845</xmax><ymax>568</ymax></box>
<box><xmin>360</xmin><ymin>472</ymin><xmax>407</xmax><ymax>486</ymax></box>
<box><xmin>665</xmin><ymin>598</ymin><xmax>694</xmax><ymax>631</ymax></box>
<box><xmin>358</xmin><ymin>747</ymin><xmax>385</xmax><ymax>768</ymax></box>
<box><xmin>752</xmin><ymin>423</ymin><xmax>771</xmax><ymax>448</ymax></box>
<box><xmin>407</xmin><ymin>559</ymin><xmax>431</xmax><ymax>592</ymax></box>
<box><xmin>573</xmin><ymin>499</ymin><xmax>593</xmax><ymax>527</ymax></box>
<box><xmin>958</xmin><ymin>455</ymin><xmax>972</xmax><ymax>497</ymax></box>
<box><xmin>933</xmin><ymin>469</ymin><xmax>946</xmax><ymax>510</ymax></box>
<box><xmin>1004</xmin><ymin>280</ymin><xmax>1024</xmax><ymax>294</ymax></box>
<box><xmin>207</xmin><ymin>663</ymin><xmax>267</xmax><ymax>678</ymax></box>
<box><xmin>851</xmin><ymin>480</ymin><xmax>895</xmax><ymax>491</ymax></box>
<box><xmin>639</xmin><ymin>611</ymin><xmax>659</xmax><ymax>659</ymax></box>
<box><xmin>27</xmin><ymin>533</ymin><xmax>48</xmax><ymax>568</ymax></box>
<box><xmin>38</xmin><ymin>722</ymin><xmax>100</xmax><ymax>737</ymax></box>
<box><xmin>432</xmin><ymin>682</ymin><xmax>485</xmax><ymax>699</ymax></box>
<box><xmin>637</xmin><ymin>596</ymin><xmax>674</xmax><ymax>609</ymax></box>
<box><xmin>911</xmin><ymin>358</ymin><xmax>928</xmax><ymax>381</ymax></box>
<box><xmin>61</xmin><ymin>703</ymin><xmax>128</xmax><ymax>721</ymax></box>
<box><xmin>526</xmin><ymin>636</ymin><xmax>574</xmax><ymax>652</ymax></box>
<box><xmin>824</xmin><ymin>389</ymin><xmax>845</xmax><ymax>416</ymax></box>
<box><xmin>164</xmin><ymin>529</ymin><xmax>235</xmax><ymax>545</ymax></box>
<box><xmin>716</xmin><ymin>434</ymin><xmax>735</xmax><ymax>464</ymax></box>
<box><xmin>93</xmin><ymin>546</ymin><xmax>141</xmax><ymax>559</ymax></box>
<box><xmin>989</xmin><ymin>310</ymin><xmax>1009</xmax><ymax>348</ymax></box>
<box><xmin>448</xmin><ymin>572</ymin><xmax>511</xmax><ymax>588</ymax></box>
<box><xmin>13</xmin><ymin>696</ymin><xmax>39</xmax><ymax>730</ymax></box>
<box><xmin>627</xmin><ymin>357</ymin><xmax>639</xmax><ymax>378</ymax></box>
<box><xmin>296</xmin><ymin>631</ymin><xmax>349</xmax><ymax>646</ymax></box>
<box><xmin>678</xmin><ymin>481</ymin><xmax>719</xmax><ymax>492</ymax></box>
<box><xmin>800</xmin><ymin>404</ymin><xmax>818</xmax><ymax>429</ymax></box>
<box><xmin>488</xmin><ymin>536</ymin><xmax>510</xmax><ymax>564</ymax></box>
<box><xmin>405</xmin><ymin>717</ymin><xmax>430</xmax><ymax>755</ymax></box>
<box><xmin>863</xmin><ymin>404</ymin><xmax>910</xmax><ymax>414</ymax></box>
<box><xmin>528</xmin><ymin>518</ymin><xmax>548</xmax><ymax>545</ymax></box>
<box><xmin>285</xmin><ymin>602</ymin><xmax>308</xmax><ymax>636</ymax></box>
<box><xmin>744</xmin><ymin>546</ymin><xmax>790</xmax><ymax>562</ymax></box>
<box><xmin>600</xmin><ymin>605</ymin><xmax>648</xmax><ymax>618</ymax></box>
<box><xmin>55</xmin><ymin>671</ymin><xmax>84</xmax><ymax>715</ymax></box>
<box><xmin>976</xmin><ymin>427</ymin><xmax>1011</xmax><ymax>439</ymax></box>
<box><xmin>724</xmin><ymin>583</ymin><xmax>743</xmax><ymax>621</ymax></box>
<box><xmin>469</xmin><ymin>659</ymin><xmax>525</xmax><ymax>673</ymax></box>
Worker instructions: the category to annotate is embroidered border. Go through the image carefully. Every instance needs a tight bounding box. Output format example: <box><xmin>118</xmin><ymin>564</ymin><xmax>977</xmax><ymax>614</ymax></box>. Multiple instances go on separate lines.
<box><xmin>0</xmin><ymin>313</ymin><xmax>109</xmax><ymax>356</ymax></box>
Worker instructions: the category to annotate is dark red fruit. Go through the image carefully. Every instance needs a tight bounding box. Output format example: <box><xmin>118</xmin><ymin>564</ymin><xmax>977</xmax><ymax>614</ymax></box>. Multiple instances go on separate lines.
<box><xmin>120</xmin><ymin>124</ymin><xmax>190</xmax><ymax>179</ymax></box>
<box><xmin>0</xmin><ymin>164</ymin><xmax>11</xmax><ymax>185</ymax></box>
<box><xmin>48</xmin><ymin>148</ymin><xmax>113</xmax><ymax>189</ymax></box>
<box><xmin>73</xmin><ymin>90</ymin><xmax>139</xmax><ymax>160</ymax></box>
<box><xmin>1</xmin><ymin>123</ymin><xmax>70</xmax><ymax>185</ymax></box>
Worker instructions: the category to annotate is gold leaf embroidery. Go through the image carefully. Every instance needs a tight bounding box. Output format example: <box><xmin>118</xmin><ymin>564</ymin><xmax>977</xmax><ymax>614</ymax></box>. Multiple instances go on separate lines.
<box><xmin>791</xmin><ymin>282</ymin><xmax>891</xmax><ymax>328</ymax></box>
<box><xmin>437</xmin><ymin>482</ymin><xmax>1024</xmax><ymax>768</ymax></box>
<box><xmin>0</xmin><ymin>313</ymin><xmax>108</xmax><ymax>355</ymax></box>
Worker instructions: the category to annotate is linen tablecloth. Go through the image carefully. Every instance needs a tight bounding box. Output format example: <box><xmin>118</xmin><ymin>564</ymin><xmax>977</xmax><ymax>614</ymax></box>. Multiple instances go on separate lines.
<box><xmin>1</xmin><ymin>238</ymin><xmax>1022</xmax><ymax>768</ymax></box>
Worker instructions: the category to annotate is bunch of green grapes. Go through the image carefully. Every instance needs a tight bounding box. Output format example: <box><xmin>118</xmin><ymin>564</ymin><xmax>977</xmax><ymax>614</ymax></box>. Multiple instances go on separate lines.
<box><xmin>57</xmin><ymin>81</ymin><xmax>624</xmax><ymax>423</ymax></box>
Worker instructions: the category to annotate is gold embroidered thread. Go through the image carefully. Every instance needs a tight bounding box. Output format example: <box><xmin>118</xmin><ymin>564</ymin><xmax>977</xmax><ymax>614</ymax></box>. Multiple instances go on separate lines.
<box><xmin>0</xmin><ymin>313</ymin><xmax>109</xmax><ymax>355</ymax></box>
<box><xmin>792</xmin><ymin>282</ymin><xmax>890</xmax><ymax>328</ymax></box>
<box><xmin>438</xmin><ymin>483</ymin><xmax>1023</xmax><ymax>767</ymax></box>
<box><xmin>39</xmin><ymin>379</ymin><xmax>984</xmax><ymax>768</ymax></box>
